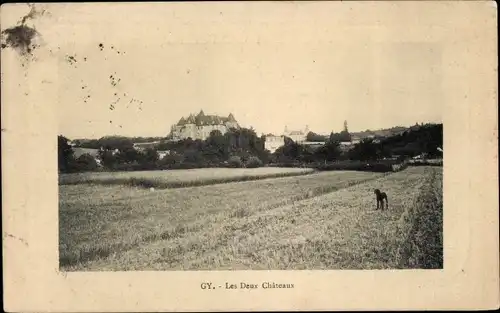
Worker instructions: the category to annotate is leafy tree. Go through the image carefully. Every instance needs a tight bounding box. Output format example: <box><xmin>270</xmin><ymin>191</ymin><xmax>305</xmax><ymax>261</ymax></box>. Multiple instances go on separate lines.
<box><xmin>73</xmin><ymin>153</ymin><xmax>98</xmax><ymax>171</ymax></box>
<box><xmin>58</xmin><ymin>135</ymin><xmax>74</xmax><ymax>173</ymax></box>
<box><xmin>204</xmin><ymin>130</ymin><xmax>227</xmax><ymax>161</ymax></box>
<box><xmin>340</xmin><ymin>133</ymin><xmax>351</xmax><ymax>142</ymax></box>
<box><xmin>141</xmin><ymin>148</ymin><xmax>159</xmax><ymax>164</ymax></box>
<box><xmin>377</xmin><ymin>123</ymin><xmax>443</xmax><ymax>158</ymax></box>
<box><xmin>77</xmin><ymin>136</ymin><xmax>134</xmax><ymax>150</ymax></box>
<box><xmin>115</xmin><ymin>147</ymin><xmax>141</xmax><ymax>164</ymax></box>
<box><xmin>183</xmin><ymin>149</ymin><xmax>205</xmax><ymax>165</ymax></box>
<box><xmin>297</xmin><ymin>144</ymin><xmax>316</xmax><ymax>163</ymax></box>
<box><xmin>306</xmin><ymin>131</ymin><xmax>327</xmax><ymax>142</ymax></box>
<box><xmin>158</xmin><ymin>154</ymin><xmax>183</xmax><ymax>167</ymax></box>
<box><xmin>255</xmin><ymin>148</ymin><xmax>272</xmax><ymax>164</ymax></box>
<box><xmin>275</xmin><ymin>139</ymin><xmax>300</xmax><ymax>160</ymax></box>
<box><xmin>314</xmin><ymin>140</ymin><xmax>341</xmax><ymax>162</ymax></box>
<box><xmin>246</xmin><ymin>156</ymin><xmax>263</xmax><ymax>168</ymax></box>
<box><xmin>348</xmin><ymin>138</ymin><xmax>379</xmax><ymax>161</ymax></box>
<box><xmin>98</xmin><ymin>149</ymin><xmax>117</xmax><ymax>168</ymax></box>
<box><xmin>228</xmin><ymin>155</ymin><xmax>243</xmax><ymax>168</ymax></box>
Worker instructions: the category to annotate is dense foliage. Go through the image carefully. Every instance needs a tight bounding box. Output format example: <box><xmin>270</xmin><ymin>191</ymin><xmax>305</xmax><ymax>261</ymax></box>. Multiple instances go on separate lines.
<box><xmin>58</xmin><ymin>123</ymin><xmax>442</xmax><ymax>173</ymax></box>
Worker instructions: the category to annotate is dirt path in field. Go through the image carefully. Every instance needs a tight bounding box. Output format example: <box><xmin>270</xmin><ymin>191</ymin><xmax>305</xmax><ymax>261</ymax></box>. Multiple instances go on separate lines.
<box><xmin>73</xmin><ymin>167</ymin><xmax>440</xmax><ymax>271</ymax></box>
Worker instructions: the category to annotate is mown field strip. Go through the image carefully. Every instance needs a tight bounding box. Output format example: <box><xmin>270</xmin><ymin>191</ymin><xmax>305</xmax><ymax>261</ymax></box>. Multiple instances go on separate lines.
<box><xmin>59</xmin><ymin>167</ymin><xmax>315</xmax><ymax>187</ymax></box>
<box><xmin>395</xmin><ymin>167</ymin><xmax>443</xmax><ymax>269</ymax></box>
<box><xmin>59</xmin><ymin>170</ymin><xmax>384</xmax><ymax>270</ymax></box>
<box><xmin>75</xmin><ymin>167</ymin><xmax>439</xmax><ymax>271</ymax></box>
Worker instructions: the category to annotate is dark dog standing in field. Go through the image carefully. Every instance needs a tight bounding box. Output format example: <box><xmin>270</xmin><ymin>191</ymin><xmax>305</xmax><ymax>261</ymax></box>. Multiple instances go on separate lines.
<box><xmin>374</xmin><ymin>189</ymin><xmax>388</xmax><ymax>210</ymax></box>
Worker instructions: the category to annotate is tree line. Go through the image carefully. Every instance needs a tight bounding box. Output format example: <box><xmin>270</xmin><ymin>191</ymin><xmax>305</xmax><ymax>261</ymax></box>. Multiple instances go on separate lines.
<box><xmin>58</xmin><ymin>123</ymin><xmax>442</xmax><ymax>173</ymax></box>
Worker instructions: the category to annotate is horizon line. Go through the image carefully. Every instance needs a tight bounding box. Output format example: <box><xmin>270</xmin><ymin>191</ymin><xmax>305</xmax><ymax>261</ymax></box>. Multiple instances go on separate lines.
<box><xmin>61</xmin><ymin>120</ymin><xmax>442</xmax><ymax>140</ymax></box>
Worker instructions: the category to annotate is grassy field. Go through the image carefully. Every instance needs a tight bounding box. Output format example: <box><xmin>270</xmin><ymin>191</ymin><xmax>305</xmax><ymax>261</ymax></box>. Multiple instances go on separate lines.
<box><xmin>59</xmin><ymin>166</ymin><xmax>442</xmax><ymax>271</ymax></box>
<box><xmin>59</xmin><ymin>167</ymin><xmax>315</xmax><ymax>188</ymax></box>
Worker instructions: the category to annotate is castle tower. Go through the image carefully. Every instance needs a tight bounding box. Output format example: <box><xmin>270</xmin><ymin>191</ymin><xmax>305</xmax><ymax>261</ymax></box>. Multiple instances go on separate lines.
<box><xmin>186</xmin><ymin>114</ymin><xmax>195</xmax><ymax>124</ymax></box>
<box><xmin>196</xmin><ymin>110</ymin><xmax>205</xmax><ymax>125</ymax></box>
<box><xmin>226</xmin><ymin>113</ymin><xmax>238</xmax><ymax>129</ymax></box>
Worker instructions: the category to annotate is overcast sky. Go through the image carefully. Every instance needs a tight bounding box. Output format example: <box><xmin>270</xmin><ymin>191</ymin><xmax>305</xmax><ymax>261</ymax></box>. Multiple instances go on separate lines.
<box><xmin>4</xmin><ymin>2</ymin><xmax>444</xmax><ymax>139</ymax></box>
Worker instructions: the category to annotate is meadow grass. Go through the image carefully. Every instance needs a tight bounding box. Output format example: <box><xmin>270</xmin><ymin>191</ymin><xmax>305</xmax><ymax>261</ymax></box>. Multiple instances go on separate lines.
<box><xmin>60</xmin><ymin>167</ymin><xmax>443</xmax><ymax>271</ymax></box>
<box><xmin>126</xmin><ymin>166</ymin><xmax>433</xmax><ymax>271</ymax></box>
<box><xmin>59</xmin><ymin>170</ymin><xmax>385</xmax><ymax>270</ymax></box>
<box><xmin>395</xmin><ymin>167</ymin><xmax>443</xmax><ymax>268</ymax></box>
<box><xmin>59</xmin><ymin>167</ymin><xmax>316</xmax><ymax>188</ymax></box>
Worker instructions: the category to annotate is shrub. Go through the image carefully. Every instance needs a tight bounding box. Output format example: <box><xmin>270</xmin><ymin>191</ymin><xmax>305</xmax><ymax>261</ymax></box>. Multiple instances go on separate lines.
<box><xmin>227</xmin><ymin>156</ymin><xmax>243</xmax><ymax>168</ymax></box>
<box><xmin>108</xmin><ymin>162</ymin><xmax>156</xmax><ymax>172</ymax></box>
<box><xmin>268</xmin><ymin>161</ymin><xmax>304</xmax><ymax>168</ymax></box>
<box><xmin>391</xmin><ymin>162</ymin><xmax>408</xmax><ymax>172</ymax></box>
<box><xmin>314</xmin><ymin>160</ymin><xmax>403</xmax><ymax>173</ymax></box>
<box><xmin>246</xmin><ymin>156</ymin><xmax>263</xmax><ymax>168</ymax></box>
<box><xmin>157</xmin><ymin>154</ymin><xmax>184</xmax><ymax>169</ymax></box>
<box><xmin>71</xmin><ymin>154</ymin><xmax>98</xmax><ymax>172</ymax></box>
<box><xmin>408</xmin><ymin>159</ymin><xmax>443</xmax><ymax>167</ymax></box>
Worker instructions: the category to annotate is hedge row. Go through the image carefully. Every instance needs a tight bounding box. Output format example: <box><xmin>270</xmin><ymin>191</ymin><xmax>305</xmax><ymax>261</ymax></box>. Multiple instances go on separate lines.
<box><xmin>269</xmin><ymin>160</ymin><xmax>408</xmax><ymax>173</ymax></box>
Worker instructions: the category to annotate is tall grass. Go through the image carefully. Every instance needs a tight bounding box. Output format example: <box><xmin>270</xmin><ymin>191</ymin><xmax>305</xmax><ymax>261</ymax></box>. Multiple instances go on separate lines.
<box><xmin>59</xmin><ymin>170</ymin><xmax>385</xmax><ymax>269</ymax></box>
<box><xmin>60</xmin><ymin>166</ymin><xmax>442</xmax><ymax>271</ymax></box>
<box><xmin>274</xmin><ymin>160</ymin><xmax>409</xmax><ymax>173</ymax></box>
<box><xmin>66</xmin><ymin>170</ymin><xmax>316</xmax><ymax>189</ymax></box>
<box><xmin>106</xmin><ymin>167</ymin><xmax>429</xmax><ymax>271</ymax></box>
<box><xmin>395</xmin><ymin>168</ymin><xmax>443</xmax><ymax>268</ymax></box>
<box><xmin>59</xmin><ymin>224</ymin><xmax>200</xmax><ymax>267</ymax></box>
<box><xmin>59</xmin><ymin>167</ymin><xmax>316</xmax><ymax>189</ymax></box>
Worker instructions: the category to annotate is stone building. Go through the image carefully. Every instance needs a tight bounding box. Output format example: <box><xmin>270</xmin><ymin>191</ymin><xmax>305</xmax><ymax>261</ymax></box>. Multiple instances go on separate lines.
<box><xmin>283</xmin><ymin>125</ymin><xmax>309</xmax><ymax>143</ymax></box>
<box><xmin>264</xmin><ymin>134</ymin><xmax>285</xmax><ymax>153</ymax></box>
<box><xmin>170</xmin><ymin>110</ymin><xmax>239</xmax><ymax>141</ymax></box>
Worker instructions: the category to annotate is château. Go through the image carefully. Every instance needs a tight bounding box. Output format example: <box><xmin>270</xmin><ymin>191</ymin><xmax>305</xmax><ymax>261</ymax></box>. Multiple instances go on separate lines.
<box><xmin>170</xmin><ymin>110</ymin><xmax>240</xmax><ymax>141</ymax></box>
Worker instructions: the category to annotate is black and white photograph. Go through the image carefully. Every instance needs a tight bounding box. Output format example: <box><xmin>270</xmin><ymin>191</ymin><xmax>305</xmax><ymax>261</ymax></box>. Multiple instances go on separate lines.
<box><xmin>2</xmin><ymin>1</ymin><xmax>498</xmax><ymax>311</ymax></box>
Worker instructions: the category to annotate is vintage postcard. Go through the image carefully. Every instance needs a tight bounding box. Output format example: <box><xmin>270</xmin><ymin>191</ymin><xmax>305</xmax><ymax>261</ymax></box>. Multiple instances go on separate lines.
<box><xmin>2</xmin><ymin>1</ymin><xmax>498</xmax><ymax>311</ymax></box>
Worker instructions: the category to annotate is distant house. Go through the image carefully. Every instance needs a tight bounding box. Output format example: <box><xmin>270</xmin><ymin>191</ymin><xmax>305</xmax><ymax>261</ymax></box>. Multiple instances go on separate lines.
<box><xmin>350</xmin><ymin>136</ymin><xmax>362</xmax><ymax>145</ymax></box>
<box><xmin>284</xmin><ymin>125</ymin><xmax>308</xmax><ymax>143</ymax></box>
<box><xmin>413</xmin><ymin>152</ymin><xmax>429</xmax><ymax>160</ymax></box>
<box><xmin>339</xmin><ymin>141</ymin><xmax>355</xmax><ymax>152</ymax></box>
<box><xmin>339</xmin><ymin>141</ymin><xmax>354</xmax><ymax>147</ymax></box>
<box><xmin>133</xmin><ymin>141</ymin><xmax>161</xmax><ymax>151</ymax></box>
<box><xmin>157</xmin><ymin>150</ymin><xmax>170</xmax><ymax>160</ymax></box>
<box><xmin>97</xmin><ymin>146</ymin><xmax>120</xmax><ymax>156</ymax></box>
<box><xmin>264</xmin><ymin>135</ymin><xmax>285</xmax><ymax>153</ymax></box>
